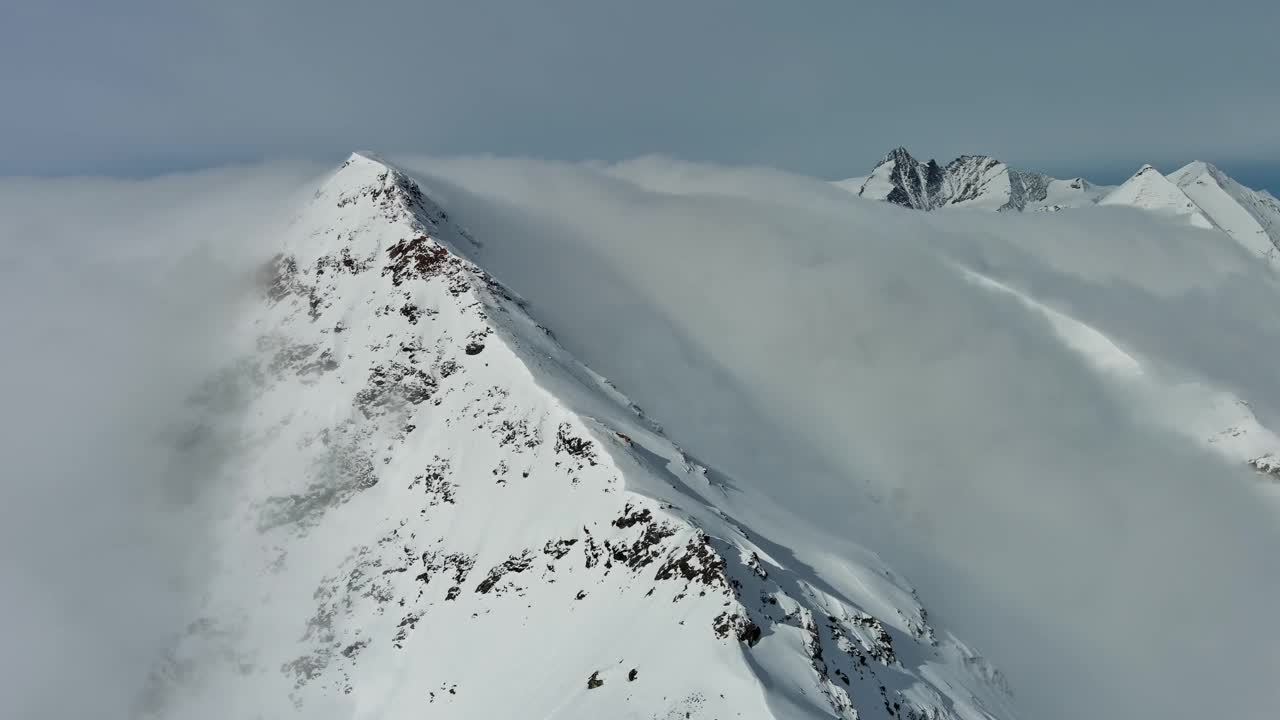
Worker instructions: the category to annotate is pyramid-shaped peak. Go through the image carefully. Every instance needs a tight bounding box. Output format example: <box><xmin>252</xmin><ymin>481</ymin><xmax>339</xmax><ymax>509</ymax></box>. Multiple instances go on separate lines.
<box><xmin>1168</xmin><ymin>160</ymin><xmax>1230</xmax><ymax>187</ymax></box>
<box><xmin>315</xmin><ymin>151</ymin><xmax>427</xmax><ymax>204</ymax></box>
<box><xmin>877</xmin><ymin>146</ymin><xmax>919</xmax><ymax>167</ymax></box>
<box><xmin>300</xmin><ymin>151</ymin><xmax>476</xmax><ymax>262</ymax></box>
<box><xmin>332</xmin><ymin>150</ymin><xmax>410</xmax><ymax>183</ymax></box>
<box><xmin>1104</xmin><ymin>165</ymin><xmax>1179</xmax><ymax>201</ymax></box>
<box><xmin>1101</xmin><ymin>163</ymin><xmax>1214</xmax><ymax>228</ymax></box>
<box><xmin>345</xmin><ymin>149</ymin><xmax>386</xmax><ymax>166</ymax></box>
<box><xmin>1178</xmin><ymin>160</ymin><xmax>1215</xmax><ymax>174</ymax></box>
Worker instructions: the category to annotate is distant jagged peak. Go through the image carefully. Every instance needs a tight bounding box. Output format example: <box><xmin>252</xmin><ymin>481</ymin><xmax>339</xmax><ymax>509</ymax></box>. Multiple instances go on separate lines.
<box><xmin>852</xmin><ymin>147</ymin><xmax>1072</xmax><ymax>212</ymax></box>
<box><xmin>945</xmin><ymin>153</ymin><xmax>1004</xmax><ymax>172</ymax></box>
<box><xmin>875</xmin><ymin>145</ymin><xmax>923</xmax><ymax>168</ymax></box>
<box><xmin>857</xmin><ymin>146</ymin><xmax>943</xmax><ymax>210</ymax></box>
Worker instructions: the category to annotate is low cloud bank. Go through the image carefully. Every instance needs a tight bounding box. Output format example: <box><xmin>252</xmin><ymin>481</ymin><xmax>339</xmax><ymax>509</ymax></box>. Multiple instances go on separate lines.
<box><xmin>404</xmin><ymin>154</ymin><xmax>1280</xmax><ymax>720</ymax></box>
<box><xmin>0</xmin><ymin>162</ymin><xmax>322</xmax><ymax>720</ymax></box>
<box><xmin>3</xmin><ymin>154</ymin><xmax>1277</xmax><ymax>719</ymax></box>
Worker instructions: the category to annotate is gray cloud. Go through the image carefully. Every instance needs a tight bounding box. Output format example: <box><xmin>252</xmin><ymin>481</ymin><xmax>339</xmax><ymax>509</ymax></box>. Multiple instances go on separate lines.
<box><xmin>0</xmin><ymin>162</ymin><xmax>323</xmax><ymax>720</ymax></box>
<box><xmin>3</xmin><ymin>1</ymin><xmax>1278</xmax><ymax>187</ymax></box>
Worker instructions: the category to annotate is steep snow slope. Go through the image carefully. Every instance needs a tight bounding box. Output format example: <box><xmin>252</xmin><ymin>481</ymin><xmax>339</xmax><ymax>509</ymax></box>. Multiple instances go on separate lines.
<box><xmin>143</xmin><ymin>154</ymin><xmax>1015</xmax><ymax>720</ymax></box>
<box><xmin>1100</xmin><ymin>164</ymin><xmax>1214</xmax><ymax>228</ymax></box>
<box><xmin>1168</xmin><ymin>160</ymin><xmax>1280</xmax><ymax>260</ymax></box>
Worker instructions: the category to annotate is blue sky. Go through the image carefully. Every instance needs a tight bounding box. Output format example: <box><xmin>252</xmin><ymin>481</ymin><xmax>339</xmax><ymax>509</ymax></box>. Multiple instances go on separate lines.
<box><xmin>4</xmin><ymin>0</ymin><xmax>1278</xmax><ymax>190</ymax></box>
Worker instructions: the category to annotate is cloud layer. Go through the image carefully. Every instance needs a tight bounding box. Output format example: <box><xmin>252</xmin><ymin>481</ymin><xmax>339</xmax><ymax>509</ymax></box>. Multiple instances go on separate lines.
<box><xmin>3</xmin><ymin>153</ymin><xmax>1278</xmax><ymax>719</ymax></box>
<box><xmin>0</xmin><ymin>162</ymin><xmax>323</xmax><ymax>720</ymax></box>
<box><xmin>402</xmin><ymin>153</ymin><xmax>1280</xmax><ymax>720</ymax></box>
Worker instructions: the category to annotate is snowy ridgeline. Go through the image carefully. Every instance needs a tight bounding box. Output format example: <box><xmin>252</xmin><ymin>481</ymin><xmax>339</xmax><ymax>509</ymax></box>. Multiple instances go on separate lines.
<box><xmin>23</xmin><ymin>150</ymin><xmax>1276</xmax><ymax>720</ymax></box>
<box><xmin>839</xmin><ymin>147</ymin><xmax>1280</xmax><ymax>265</ymax></box>
<box><xmin>141</xmin><ymin>155</ymin><xmax>1016</xmax><ymax>720</ymax></box>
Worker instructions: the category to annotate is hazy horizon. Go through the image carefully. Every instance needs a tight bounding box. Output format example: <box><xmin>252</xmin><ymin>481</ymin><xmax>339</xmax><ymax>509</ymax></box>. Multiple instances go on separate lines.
<box><xmin>4</xmin><ymin>1</ymin><xmax>1278</xmax><ymax>191</ymax></box>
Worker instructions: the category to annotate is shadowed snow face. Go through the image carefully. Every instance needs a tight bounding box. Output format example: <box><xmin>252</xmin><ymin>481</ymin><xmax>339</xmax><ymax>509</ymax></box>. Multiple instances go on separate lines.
<box><xmin>2</xmin><ymin>155</ymin><xmax>1278</xmax><ymax>720</ymax></box>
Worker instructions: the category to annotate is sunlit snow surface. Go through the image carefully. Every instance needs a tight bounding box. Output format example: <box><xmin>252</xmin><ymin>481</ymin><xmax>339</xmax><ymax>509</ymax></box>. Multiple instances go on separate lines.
<box><xmin>142</xmin><ymin>155</ymin><xmax>1015</xmax><ymax>720</ymax></box>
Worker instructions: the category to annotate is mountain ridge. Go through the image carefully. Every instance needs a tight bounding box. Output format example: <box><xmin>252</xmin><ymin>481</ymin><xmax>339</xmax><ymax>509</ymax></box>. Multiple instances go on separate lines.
<box><xmin>1167</xmin><ymin>160</ymin><xmax>1280</xmax><ymax>261</ymax></box>
<box><xmin>143</xmin><ymin>152</ymin><xmax>1016</xmax><ymax>720</ymax></box>
<box><xmin>840</xmin><ymin>148</ymin><xmax>1280</xmax><ymax>262</ymax></box>
<box><xmin>843</xmin><ymin>147</ymin><xmax>1106</xmax><ymax>213</ymax></box>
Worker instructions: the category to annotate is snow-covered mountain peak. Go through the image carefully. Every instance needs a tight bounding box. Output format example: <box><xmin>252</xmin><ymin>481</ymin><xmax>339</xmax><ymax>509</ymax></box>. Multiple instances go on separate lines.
<box><xmin>944</xmin><ymin>154</ymin><xmax>1045</xmax><ymax>211</ymax></box>
<box><xmin>339</xmin><ymin>149</ymin><xmax>394</xmax><ymax>174</ymax></box>
<box><xmin>144</xmin><ymin>154</ymin><xmax>1017</xmax><ymax>720</ymax></box>
<box><xmin>290</xmin><ymin>149</ymin><xmax>478</xmax><ymax>269</ymax></box>
<box><xmin>316</xmin><ymin>151</ymin><xmax>431</xmax><ymax>218</ymax></box>
<box><xmin>317</xmin><ymin>151</ymin><xmax>417</xmax><ymax>204</ymax></box>
<box><xmin>862</xmin><ymin>150</ymin><xmax>1280</xmax><ymax>262</ymax></box>
<box><xmin>1171</xmin><ymin>159</ymin><xmax>1217</xmax><ymax>179</ymax></box>
<box><xmin>876</xmin><ymin>146</ymin><xmax>921</xmax><ymax>168</ymax></box>
<box><xmin>1099</xmin><ymin>164</ymin><xmax>1214</xmax><ymax>228</ymax></box>
<box><xmin>857</xmin><ymin>147</ymin><xmax>947</xmax><ymax>210</ymax></box>
<box><xmin>841</xmin><ymin>150</ymin><xmax>1280</xmax><ymax>266</ymax></box>
<box><xmin>1167</xmin><ymin>159</ymin><xmax>1280</xmax><ymax>260</ymax></box>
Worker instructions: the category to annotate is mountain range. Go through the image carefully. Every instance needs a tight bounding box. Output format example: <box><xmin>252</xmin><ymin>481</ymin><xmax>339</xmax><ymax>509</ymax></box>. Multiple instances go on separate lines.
<box><xmin>839</xmin><ymin>147</ymin><xmax>1280</xmax><ymax>263</ymax></box>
